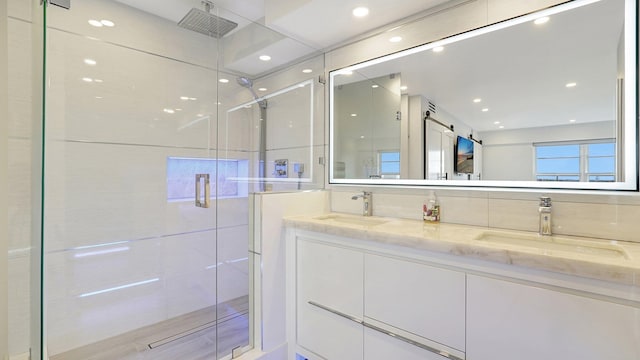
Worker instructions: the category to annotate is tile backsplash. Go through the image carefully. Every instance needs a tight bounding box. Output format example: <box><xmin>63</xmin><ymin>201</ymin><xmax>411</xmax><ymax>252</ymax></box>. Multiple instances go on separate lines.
<box><xmin>330</xmin><ymin>188</ymin><xmax>640</xmax><ymax>243</ymax></box>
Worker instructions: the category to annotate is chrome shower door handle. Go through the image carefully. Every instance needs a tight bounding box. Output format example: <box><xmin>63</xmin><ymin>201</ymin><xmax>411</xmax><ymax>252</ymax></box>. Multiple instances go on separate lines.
<box><xmin>195</xmin><ymin>174</ymin><xmax>210</xmax><ymax>208</ymax></box>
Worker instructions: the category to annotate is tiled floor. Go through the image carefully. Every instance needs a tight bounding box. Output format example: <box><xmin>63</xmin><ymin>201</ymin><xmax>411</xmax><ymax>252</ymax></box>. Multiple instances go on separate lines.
<box><xmin>50</xmin><ymin>296</ymin><xmax>250</xmax><ymax>360</ymax></box>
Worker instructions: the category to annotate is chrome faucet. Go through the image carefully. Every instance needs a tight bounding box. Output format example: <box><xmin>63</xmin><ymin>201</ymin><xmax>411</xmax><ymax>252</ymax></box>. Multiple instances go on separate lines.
<box><xmin>351</xmin><ymin>191</ymin><xmax>372</xmax><ymax>216</ymax></box>
<box><xmin>539</xmin><ymin>196</ymin><xmax>552</xmax><ymax>236</ymax></box>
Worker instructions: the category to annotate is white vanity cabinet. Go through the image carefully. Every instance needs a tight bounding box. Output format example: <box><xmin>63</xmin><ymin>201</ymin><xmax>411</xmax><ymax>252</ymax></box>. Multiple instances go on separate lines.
<box><xmin>296</xmin><ymin>238</ymin><xmax>364</xmax><ymax>360</ymax></box>
<box><xmin>466</xmin><ymin>275</ymin><xmax>640</xmax><ymax>360</ymax></box>
<box><xmin>364</xmin><ymin>254</ymin><xmax>466</xmax><ymax>356</ymax></box>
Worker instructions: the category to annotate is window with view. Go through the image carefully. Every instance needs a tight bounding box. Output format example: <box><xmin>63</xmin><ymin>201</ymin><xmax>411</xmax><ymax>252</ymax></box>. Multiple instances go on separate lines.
<box><xmin>534</xmin><ymin>140</ymin><xmax>615</xmax><ymax>182</ymax></box>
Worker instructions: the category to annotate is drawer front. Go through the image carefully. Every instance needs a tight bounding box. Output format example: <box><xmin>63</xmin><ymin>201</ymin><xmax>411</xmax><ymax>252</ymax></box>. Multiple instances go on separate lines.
<box><xmin>364</xmin><ymin>253</ymin><xmax>466</xmax><ymax>351</ymax></box>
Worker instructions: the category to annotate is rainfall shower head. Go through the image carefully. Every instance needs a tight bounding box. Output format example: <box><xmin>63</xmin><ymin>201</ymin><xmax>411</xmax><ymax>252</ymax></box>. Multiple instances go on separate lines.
<box><xmin>178</xmin><ymin>1</ymin><xmax>238</xmax><ymax>39</ymax></box>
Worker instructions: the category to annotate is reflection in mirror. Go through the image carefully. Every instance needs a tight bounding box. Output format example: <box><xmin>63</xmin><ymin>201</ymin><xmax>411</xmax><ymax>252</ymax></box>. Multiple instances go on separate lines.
<box><xmin>329</xmin><ymin>0</ymin><xmax>637</xmax><ymax>190</ymax></box>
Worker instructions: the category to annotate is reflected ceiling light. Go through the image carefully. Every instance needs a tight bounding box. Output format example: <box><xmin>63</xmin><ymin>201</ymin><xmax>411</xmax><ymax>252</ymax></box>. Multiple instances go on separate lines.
<box><xmin>219</xmin><ymin>78</ymin><xmax>229</xmax><ymax>83</ymax></box>
<box><xmin>337</xmin><ymin>70</ymin><xmax>353</xmax><ymax>76</ymax></box>
<box><xmin>351</xmin><ymin>113</ymin><xmax>358</xmax><ymax>117</ymax></box>
<box><xmin>95</xmin><ymin>96</ymin><xmax>103</xmax><ymax>99</ymax></box>
<box><xmin>258</xmin><ymin>87</ymin><xmax>267</xmax><ymax>91</ymax></box>
<box><xmin>180</xmin><ymin>96</ymin><xmax>189</xmax><ymax>100</ymax></box>
<box><xmin>473</xmin><ymin>98</ymin><xmax>482</xmax><ymax>103</ymax></box>
<box><xmin>163</xmin><ymin>108</ymin><xmax>175</xmax><ymax>114</ymax></box>
<box><xmin>88</xmin><ymin>19</ymin><xmax>103</xmax><ymax>27</ymax></box>
<box><xmin>259</xmin><ymin>55</ymin><xmax>271</xmax><ymax>61</ymax></box>
<box><xmin>493</xmin><ymin>121</ymin><xmax>500</xmax><ymax>125</ymax></box>
<box><xmin>84</xmin><ymin>58</ymin><xmax>97</xmax><ymax>66</ymax></box>
<box><xmin>499</xmin><ymin>125</ymin><xmax>505</xmax><ymax>129</ymax></box>
<box><xmin>175</xmin><ymin>108</ymin><xmax>183</xmax><ymax>111</ymax></box>
<box><xmin>82</xmin><ymin>77</ymin><xmax>93</xmax><ymax>82</ymax></box>
<box><xmin>482</xmin><ymin>108</ymin><xmax>489</xmax><ymax>112</ymax></box>
<box><xmin>432</xmin><ymin>46</ymin><xmax>444</xmax><ymax>53</ymax></box>
<box><xmin>302</xmin><ymin>69</ymin><xmax>313</xmax><ymax>74</ymax></box>
<box><xmin>400</xmin><ymin>85</ymin><xmax>408</xmax><ymax>91</ymax></box>
<box><xmin>197</xmin><ymin>113</ymin><xmax>204</xmax><ymax>117</ymax></box>
<box><xmin>352</xmin><ymin>7</ymin><xmax>369</xmax><ymax>17</ymax></box>
<box><xmin>372</xmin><ymin>84</ymin><xmax>379</xmax><ymax>88</ymax></box>
<box><xmin>360</xmin><ymin>135</ymin><xmax>365</xmax><ymax>139</ymax></box>
<box><xmin>101</xmin><ymin>19</ymin><xmax>115</xmax><ymax>27</ymax></box>
<box><xmin>94</xmin><ymin>79</ymin><xmax>103</xmax><ymax>83</ymax></box>
<box><xmin>534</xmin><ymin>16</ymin><xmax>550</xmax><ymax>25</ymax></box>
<box><xmin>389</xmin><ymin>36</ymin><xmax>402</xmax><ymax>43</ymax></box>
<box><xmin>79</xmin><ymin>278</ymin><xmax>159</xmax><ymax>298</ymax></box>
<box><xmin>190</xmin><ymin>97</ymin><xmax>197</xmax><ymax>101</ymax></box>
<box><xmin>569</xmin><ymin>119</ymin><xmax>577</xmax><ymax>123</ymax></box>
<box><xmin>565</xmin><ymin>82</ymin><xmax>577</xmax><ymax>88</ymax></box>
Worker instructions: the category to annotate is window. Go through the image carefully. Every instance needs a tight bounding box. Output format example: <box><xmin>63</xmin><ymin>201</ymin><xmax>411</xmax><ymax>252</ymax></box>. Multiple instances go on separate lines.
<box><xmin>379</xmin><ymin>151</ymin><xmax>400</xmax><ymax>176</ymax></box>
<box><xmin>534</xmin><ymin>140</ymin><xmax>615</xmax><ymax>182</ymax></box>
<box><xmin>166</xmin><ymin>157</ymin><xmax>249</xmax><ymax>201</ymax></box>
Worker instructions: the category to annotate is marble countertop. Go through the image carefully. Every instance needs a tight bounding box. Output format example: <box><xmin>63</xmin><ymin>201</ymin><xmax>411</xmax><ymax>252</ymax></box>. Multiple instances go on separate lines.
<box><xmin>284</xmin><ymin>213</ymin><xmax>640</xmax><ymax>286</ymax></box>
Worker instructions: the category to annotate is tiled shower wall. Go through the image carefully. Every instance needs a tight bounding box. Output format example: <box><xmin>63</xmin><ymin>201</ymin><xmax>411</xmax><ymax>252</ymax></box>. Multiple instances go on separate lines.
<box><xmin>6</xmin><ymin>0</ymin><xmax>324</xmax><ymax>357</ymax></box>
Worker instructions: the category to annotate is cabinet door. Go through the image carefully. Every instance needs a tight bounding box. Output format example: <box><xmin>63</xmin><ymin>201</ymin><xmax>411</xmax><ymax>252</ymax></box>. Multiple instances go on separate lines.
<box><xmin>297</xmin><ymin>239</ymin><xmax>364</xmax><ymax>359</ymax></box>
<box><xmin>467</xmin><ymin>275</ymin><xmax>640</xmax><ymax>360</ymax></box>
<box><xmin>364</xmin><ymin>327</ymin><xmax>449</xmax><ymax>360</ymax></box>
<box><xmin>364</xmin><ymin>254</ymin><xmax>466</xmax><ymax>352</ymax></box>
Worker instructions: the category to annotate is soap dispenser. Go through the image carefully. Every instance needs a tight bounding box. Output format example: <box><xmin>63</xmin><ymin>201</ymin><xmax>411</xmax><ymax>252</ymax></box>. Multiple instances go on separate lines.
<box><xmin>423</xmin><ymin>191</ymin><xmax>440</xmax><ymax>222</ymax></box>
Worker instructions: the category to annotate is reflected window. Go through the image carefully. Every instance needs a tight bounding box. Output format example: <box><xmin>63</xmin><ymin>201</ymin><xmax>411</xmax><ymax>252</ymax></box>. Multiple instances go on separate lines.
<box><xmin>535</xmin><ymin>140</ymin><xmax>615</xmax><ymax>182</ymax></box>
<box><xmin>379</xmin><ymin>151</ymin><xmax>400</xmax><ymax>176</ymax></box>
<box><xmin>167</xmin><ymin>157</ymin><xmax>249</xmax><ymax>201</ymax></box>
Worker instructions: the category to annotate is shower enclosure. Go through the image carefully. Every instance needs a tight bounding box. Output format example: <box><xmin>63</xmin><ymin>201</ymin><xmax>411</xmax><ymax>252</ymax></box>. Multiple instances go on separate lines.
<box><xmin>19</xmin><ymin>0</ymin><xmax>323</xmax><ymax>358</ymax></box>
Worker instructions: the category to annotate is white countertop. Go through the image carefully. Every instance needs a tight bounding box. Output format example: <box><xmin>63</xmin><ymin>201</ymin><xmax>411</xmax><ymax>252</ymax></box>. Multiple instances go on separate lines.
<box><xmin>284</xmin><ymin>213</ymin><xmax>640</xmax><ymax>286</ymax></box>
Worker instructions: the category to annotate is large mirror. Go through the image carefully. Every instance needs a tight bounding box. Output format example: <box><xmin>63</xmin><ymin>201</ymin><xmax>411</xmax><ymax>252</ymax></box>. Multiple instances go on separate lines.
<box><xmin>329</xmin><ymin>0</ymin><xmax>638</xmax><ymax>190</ymax></box>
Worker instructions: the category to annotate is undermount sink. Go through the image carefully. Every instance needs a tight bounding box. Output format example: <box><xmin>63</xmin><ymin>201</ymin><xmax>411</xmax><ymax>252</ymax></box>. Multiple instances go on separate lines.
<box><xmin>313</xmin><ymin>214</ymin><xmax>389</xmax><ymax>226</ymax></box>
<box><xmin>474</xmin><ymin>231</ymin><xmax>629</xmax><ymax>259</ymax></box>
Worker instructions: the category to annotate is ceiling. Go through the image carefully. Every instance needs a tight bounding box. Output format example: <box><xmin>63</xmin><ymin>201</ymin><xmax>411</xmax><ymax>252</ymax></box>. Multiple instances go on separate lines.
<box><xmin>336</xmin><ymin>0</ymin><xmax>625</xmax><ymax>132</ymax></box>
<box><xmin>114</xmin><ymin>0</ymin><xmax>451</xmax><ymax>75</ymax></box>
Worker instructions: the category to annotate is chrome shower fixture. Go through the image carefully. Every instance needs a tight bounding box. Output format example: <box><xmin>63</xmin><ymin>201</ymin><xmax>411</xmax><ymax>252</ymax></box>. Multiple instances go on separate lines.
<box><xmin>178</xmin><ymin>1</ymin><xmax>238</xmax><ymax>39</ymax></box>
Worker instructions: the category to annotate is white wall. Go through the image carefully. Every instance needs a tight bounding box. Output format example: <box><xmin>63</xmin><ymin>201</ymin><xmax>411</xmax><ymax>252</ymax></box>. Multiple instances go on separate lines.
<box><xmin>1</xmin><ymin>0</ymin><xmax>10</xmax><ymax>357</ymax></box>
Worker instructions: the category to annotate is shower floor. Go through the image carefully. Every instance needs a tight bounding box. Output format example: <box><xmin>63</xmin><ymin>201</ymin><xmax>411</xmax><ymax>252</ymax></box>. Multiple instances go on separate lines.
<box><xmin>49</xmin><ymin>296</ymin><xmax>250</xmax><ymax>360</ymax></box>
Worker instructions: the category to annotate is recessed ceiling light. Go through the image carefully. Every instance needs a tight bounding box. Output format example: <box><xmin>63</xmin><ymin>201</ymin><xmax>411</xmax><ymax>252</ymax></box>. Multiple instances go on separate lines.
<box><xmin>82</xmin><ymin>77</ymin><xmax>93</xmax><ymax>82</ymax></box>
<box><xmin>493</xmin><ymin>121</ymin><xmax>500</xmax><ymax>125</ymax></box>
<box><xmin>499</xmin><ymin>125</ymin><xmax>505</xmax><ymax>129</ymax></box>
<box><xmin>219</xmin><ymin>78</ymin><xmax>229</xmax><ymax>83</ymax></box>
<box><xmin>432</xmin><ymin>46</ymin><xmax>444</xmax><ymax>53</ymax></box>
<box><xmin>534</xmin><ymin>16</ymin><xmax>550</xmax><ymax>25</ymax></box>
<box><xmin>180</xmin><ymin>96</ymin><xmax>189</xmax><ymax>100</ymax></box>
<box><xmin>101</xmin><ymin>20</ymin><xmax>115</xmax><ymax>27</ymax></box>
<box><xmin>88</xmin><ymin>19</ymin><xmax>103</xmax><ymax>27</ymax></box>
<box><xmin>190</xmin><ymin>97</ymin><xmax>197</xmax><ymax>101</ymax></box>
<box><xmin>302</xmin><ymin>69</ymin><xmax>313</xmax><ymax>74</ymax></box>
<box><xmin>473</xmin><ymin>98</ymin><xmax>482</xmax><ymax>103</ymax></box>
<box><xmin>482</xmin><ymin>108</ymin><xmax>489</xmax><ymax>112</ymax></box>
<box><xmin>259</xmin><ymin>55</ymin><xmax>271</xmax><ymax>61</ymax></box>
<box><xmin>163</xmin><ymin>108</ymin><xmax>175</xmax><ymax>114</ymax></box>
<box><xmin>400</xmin><ymin>85</ymin><xmax>408</xmax><ymax>91</ymax></box>
<box><xmin>389</xmin><ymin>36</ymin><xmax>402</xmax><ymax>43</ymax></box>
<box><xmin>95</xmin><ymin>96</ymin><xmax>103</xmax><ymax>99</ymax></box>
<box><xmin>94</xmin><ymin>79</ymin><xmax>103</xmax><ymax>83</ymax></box>
<box><xmin>351</xmin><ymin>113</ymin><xmax>358</xmax><ymax>117</ymax></box>
<box><xmin>175</xmin><ymin>108</ymin><xmax>183</xmax><ymax>111</ymax></box>
<box><xmin>566</xmin><ymin>82</ymin><xmax>577</xmax><ymax>88</ymax></box>
<box><xmin>352</xmin><ymin>7</ymin><xmax>369</xmax><ymax>17</ymax></box>
<box><xmin>360</xmin><ymin>135</ymin><xmax>365</xmax><ymax>139</ymax></box>
<box><xmin>84</xmin><ymin>58</ymin><xmax>97</xmax><ymax>66</ymax></box>
<box><xmin>258</xmin><ymin>87</ymin><xmax>267</xmax><ymax>91</ymax></box>
<box><xmin>197</xmin><ymin>114</ymin><xmax>204</xmax><ymax>117</ymax></box>
<box><xmin>569</xmin><ymin>119</ymin><xmax>576</xmax><ymax>123</ymax></box>
<box><xmin>372</xmin><ymin>84</ymin><xmax>379</xmax><ymax>88</ymax></box>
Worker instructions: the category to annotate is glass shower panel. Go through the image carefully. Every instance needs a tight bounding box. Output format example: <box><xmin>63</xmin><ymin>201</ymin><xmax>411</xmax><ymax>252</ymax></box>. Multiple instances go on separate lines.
<box><xmin>43</xmin><ymin>0</ymin><xmax>221</xmax><ymax>358</ymax></box>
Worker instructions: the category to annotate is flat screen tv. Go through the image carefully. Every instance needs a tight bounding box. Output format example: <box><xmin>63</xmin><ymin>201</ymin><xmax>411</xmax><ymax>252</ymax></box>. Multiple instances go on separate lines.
<box><xmin>455</xmin><ymin>136</ymin><xmax>474</xmax><ymax>174</ymax></box>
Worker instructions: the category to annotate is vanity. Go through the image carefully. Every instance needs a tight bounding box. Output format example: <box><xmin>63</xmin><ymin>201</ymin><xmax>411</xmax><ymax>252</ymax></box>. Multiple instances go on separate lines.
<box><xmin>284</xmin><ymin>214</ymin><xmax>640</xmax><ymax>360</ymax></box>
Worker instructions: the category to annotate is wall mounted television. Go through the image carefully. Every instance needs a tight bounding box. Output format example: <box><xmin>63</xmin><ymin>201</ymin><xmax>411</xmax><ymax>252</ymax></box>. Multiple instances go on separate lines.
<box><xmin>455</xmin><ymin>136</ymin><xmax>474</xmax><ymax>174</ymax></box>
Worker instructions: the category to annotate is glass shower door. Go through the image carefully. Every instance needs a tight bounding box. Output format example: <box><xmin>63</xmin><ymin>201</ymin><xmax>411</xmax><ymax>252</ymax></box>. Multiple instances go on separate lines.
<box><xmin>41</xmin><ymin>0</ymin><xmax>238</xmax><ymax>358</ymax></box>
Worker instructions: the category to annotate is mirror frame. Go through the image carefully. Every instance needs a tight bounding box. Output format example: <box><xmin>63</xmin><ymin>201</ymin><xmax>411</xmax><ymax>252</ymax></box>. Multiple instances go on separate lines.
<box><xmin>328</xmin><ymin>0</ymin><xmax>638</xmax><ymax>191</ymax></box>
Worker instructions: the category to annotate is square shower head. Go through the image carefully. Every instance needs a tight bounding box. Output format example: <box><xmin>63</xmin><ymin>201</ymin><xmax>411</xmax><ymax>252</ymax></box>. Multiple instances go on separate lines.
<box><xmin>178</xmin><ymin>7</ymin><xmax>238</xmax><ymax>39</ymax></box>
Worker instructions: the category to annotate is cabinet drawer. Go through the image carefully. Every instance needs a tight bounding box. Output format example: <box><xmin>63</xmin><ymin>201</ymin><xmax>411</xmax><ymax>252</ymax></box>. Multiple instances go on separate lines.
<box><xmin>297</xmin><ymin>239</ymin><xmax>364</xmax><ymax>359</ymax></box>
<box><xmin>364</xmin><ymin>327</ymin><xmax>453</xmax><ymax>360</ymax></box>
<box><xmin>364</xmin><ymin>254</ymin><xmax>466</xmax><ymax>351</ymax></box>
